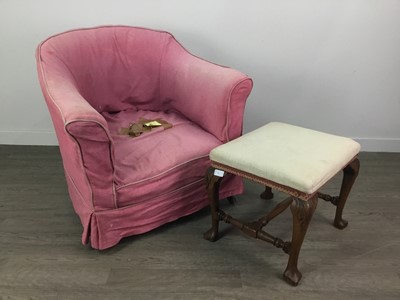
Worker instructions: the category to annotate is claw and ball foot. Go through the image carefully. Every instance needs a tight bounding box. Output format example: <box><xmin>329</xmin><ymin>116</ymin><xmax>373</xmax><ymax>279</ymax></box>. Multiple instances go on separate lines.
<box><xmin>283</xmin><ymin>268</ymin><xmax>303</xmax><ymax>286</ymax></box>
<box><xmin>260</xmin><ymin>186</ymin><xmax>274</xmax><ymax>200</ymax></box>
<box><xmin>203</xmin><ymin>228</ymin><xmax>219</xmax><ymax>242</ymax></box>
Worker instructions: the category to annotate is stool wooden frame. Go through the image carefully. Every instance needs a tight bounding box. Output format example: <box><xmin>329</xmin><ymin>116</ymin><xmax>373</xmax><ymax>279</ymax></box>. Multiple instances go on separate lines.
<box><xmin>204</xmin><ymin>157</ymin><xmax>360</xmax><ymax>286</ymax></box>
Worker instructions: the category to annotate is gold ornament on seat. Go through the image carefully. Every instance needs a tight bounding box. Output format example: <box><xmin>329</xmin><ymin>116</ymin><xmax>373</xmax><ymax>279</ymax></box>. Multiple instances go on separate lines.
<box><xmin>120</xmin><ymin>118</ymin><xmax>173</xmax><ymax>137</ymax></box>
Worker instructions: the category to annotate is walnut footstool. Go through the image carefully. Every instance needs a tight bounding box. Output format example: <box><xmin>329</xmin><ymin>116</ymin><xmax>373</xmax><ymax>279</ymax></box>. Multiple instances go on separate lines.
<box><xmin>204</xmin><ymin>122</ymin><xmax>360</xmax><ymax>286</ymax></box>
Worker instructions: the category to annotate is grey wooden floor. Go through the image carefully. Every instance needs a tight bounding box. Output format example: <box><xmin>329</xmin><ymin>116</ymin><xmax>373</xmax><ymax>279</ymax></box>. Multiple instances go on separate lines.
<box><xmin>0</xmin><ymin>146</ymin><xmax>399</xmax><ymax>300</ymax></box>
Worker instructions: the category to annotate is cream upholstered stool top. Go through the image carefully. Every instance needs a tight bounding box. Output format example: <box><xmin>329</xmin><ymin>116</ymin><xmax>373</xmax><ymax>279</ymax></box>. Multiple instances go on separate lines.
<box><xmin>204</xmin><ymin>122</ymin><xmax>360</xmax><ymax>286</ymax></box>
<box><xmin>210</xmin><ymin>122</ymin><xmax>360</xmax><ymax>199</ymax></box>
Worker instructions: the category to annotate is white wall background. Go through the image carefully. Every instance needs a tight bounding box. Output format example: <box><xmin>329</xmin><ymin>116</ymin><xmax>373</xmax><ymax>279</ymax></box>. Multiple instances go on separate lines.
<box><xmin>1</xmin><ymin>0</ymin><xmax>399</xmax><ymax>151</ymax></box>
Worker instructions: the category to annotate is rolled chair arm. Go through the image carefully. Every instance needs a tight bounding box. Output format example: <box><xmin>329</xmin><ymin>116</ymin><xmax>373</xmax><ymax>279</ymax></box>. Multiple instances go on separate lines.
<box><xmin>37</xmin><ymin>46</ymin><xmax>115</xmax><ymax>211</ymax></box>
<box><xmin>65</xmin><ymin>120</ymin><xmax>115</xmax><ymax>211</ymax></box>
<box><xmin>160</xmin><ymin>36</ymin><xmax>253</xmax><ymax>142</ymax></box>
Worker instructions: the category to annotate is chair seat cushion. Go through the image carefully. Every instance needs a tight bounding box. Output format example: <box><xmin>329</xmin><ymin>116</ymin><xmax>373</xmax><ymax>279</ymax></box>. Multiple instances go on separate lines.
<box><xmin>210</xmin><ymin>122</ymin><xmax>360</xmax><ymax>195</ymax></box>
<box><xmin>103</xmin><ymin>109</ymin><xmax>222</xmax><ymax>207</ymax></box>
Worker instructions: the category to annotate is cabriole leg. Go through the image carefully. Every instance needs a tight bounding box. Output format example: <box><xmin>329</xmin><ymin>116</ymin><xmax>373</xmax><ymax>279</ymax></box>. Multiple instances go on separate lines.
<box><xmin>334</xmin><ymin>158</ymin><xmax>360</xmax><ymax>229</ymax></box>
<box><xmin>203</xmin><ymin>168</ymin><xmax>223</xmax><ymax>242</ymax></box>
<box><xmin>283</xmin><ymin>195</ymin><xmax>318</xmax><ymax>286</ymax></box>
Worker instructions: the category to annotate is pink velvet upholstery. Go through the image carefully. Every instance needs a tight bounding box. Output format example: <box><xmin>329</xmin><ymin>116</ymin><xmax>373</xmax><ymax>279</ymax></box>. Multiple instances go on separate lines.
<box><xmin>36</xmin><ymin>26</ymin><xmax>253</xmax><ymax>249</ymax></box>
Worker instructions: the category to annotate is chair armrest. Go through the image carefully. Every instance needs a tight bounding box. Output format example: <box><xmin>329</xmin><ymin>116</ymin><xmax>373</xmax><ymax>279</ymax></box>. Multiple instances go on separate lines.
<box><xmin>160</xmin><ymin>37</ymin><xmax>253</xmax><ymax>142</ymax></box>
<box><xmin>37</xmin><ymin>48</ymin><xmax>115</xmax><ymax>211</ymax></box>
<box><xmin>65</xmin><ymin>120</ymin><xmax>115</xmax><ymax>211</ymax></box>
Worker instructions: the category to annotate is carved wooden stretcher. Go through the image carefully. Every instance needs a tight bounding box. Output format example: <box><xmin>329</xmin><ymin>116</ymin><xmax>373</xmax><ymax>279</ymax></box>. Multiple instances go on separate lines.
<box><xmin>203</xmin><ymin>122</ymin><xmax>360</xmax><ymax>286</ymax></box>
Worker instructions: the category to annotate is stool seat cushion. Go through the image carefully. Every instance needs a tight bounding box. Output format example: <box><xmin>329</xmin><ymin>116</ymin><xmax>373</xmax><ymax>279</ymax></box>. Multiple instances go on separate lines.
<box><xmin>210</xmin><ymin>122</ymin><xmax>360</xmax><ymax>195</ymax></box>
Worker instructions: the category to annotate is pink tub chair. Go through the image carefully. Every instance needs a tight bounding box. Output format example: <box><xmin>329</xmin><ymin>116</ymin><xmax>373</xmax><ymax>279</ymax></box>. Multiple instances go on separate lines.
<box><xmin>36</xmin><ymin>26</ymin><xmax>253</xmax><ymax>249</ymax></box>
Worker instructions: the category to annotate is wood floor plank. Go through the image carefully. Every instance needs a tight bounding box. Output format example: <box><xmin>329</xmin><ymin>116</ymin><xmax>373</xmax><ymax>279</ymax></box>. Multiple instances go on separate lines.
<box><xmin>106</xmin><ymin>268</ymin><xmax>242</xmax><ymax>291</ymax></box>
<box><xmin>0</xmin><ymin>262</ymin><xmax>110</xmax><ymax>289</ymax></box>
